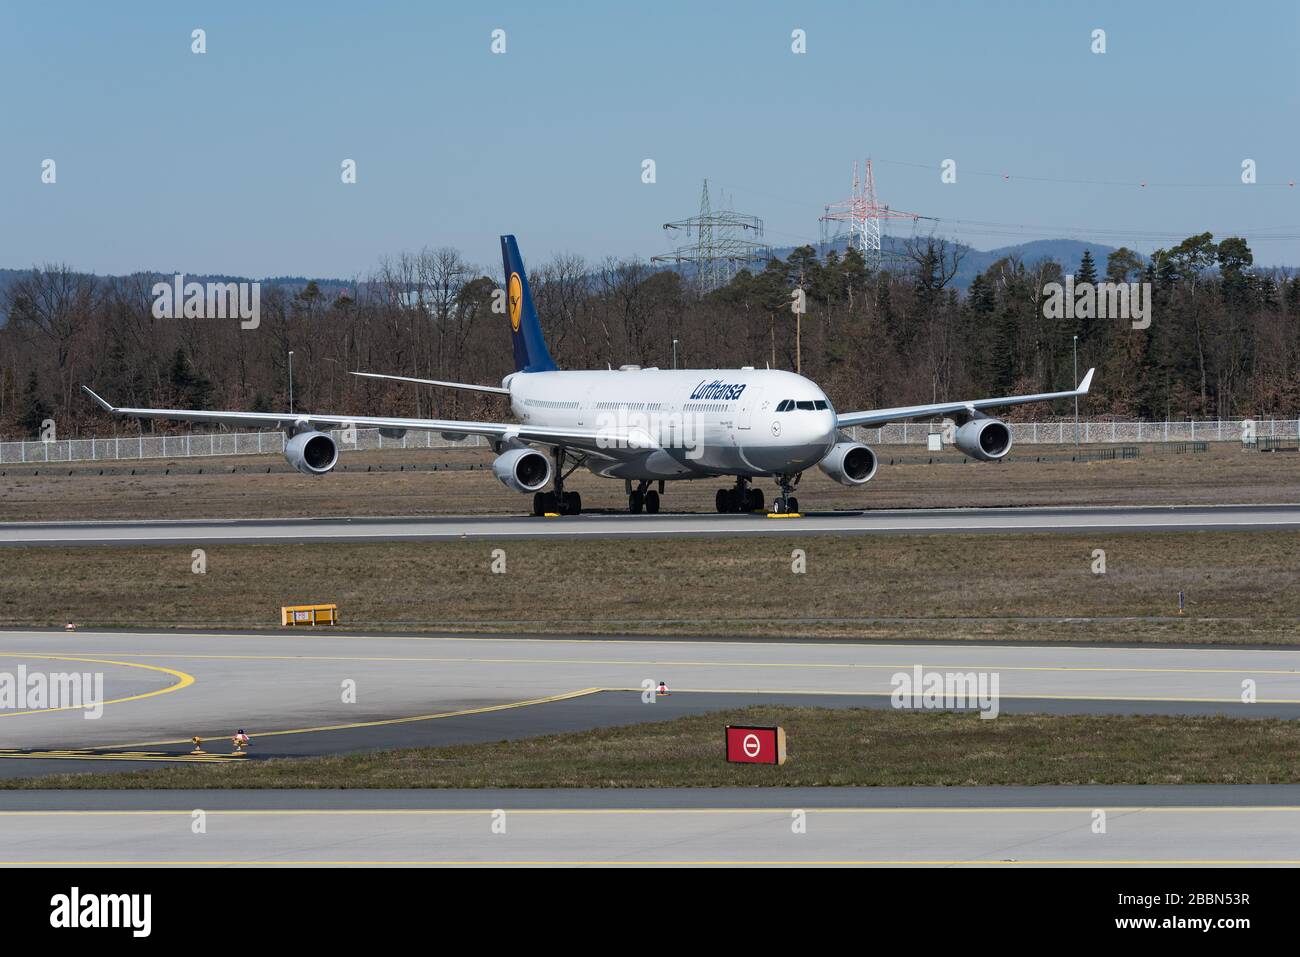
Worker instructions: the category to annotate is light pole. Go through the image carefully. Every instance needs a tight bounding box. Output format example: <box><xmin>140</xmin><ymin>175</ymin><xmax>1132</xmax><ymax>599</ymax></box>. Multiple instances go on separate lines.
<box><xmin>672</xmin><ymin>339</ymin><xmax>679</xmax><ymax>370</ymax></box>
<box><xmin>288</xmin><ymin>350</ymin><xmax>295</xmax><ymax>414</ymax></box>
<box><xmin>1072</xmin><ymin>335</ymin><xmax>1079</xmax><ymax>446</ymax></box>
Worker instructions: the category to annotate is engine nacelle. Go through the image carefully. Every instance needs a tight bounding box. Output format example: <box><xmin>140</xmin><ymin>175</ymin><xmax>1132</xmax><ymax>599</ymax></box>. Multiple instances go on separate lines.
<box><xmin>818</xmin><ymin>442</ymin><xmax>878</xmax><ymax>486</ymax></box>
<box><xmin>954</xmin><ymin>418</ymin><xmax>1013</xmax><ymax>461</ymax></box>
<box><xmin>284</xmin><ymin>430</ymin><xmax>339</xmax><ymax>475</ymax></box>
<box><xmin>492</xmin><ymin>448</ymin><xmax>552</xmax><ymax>493</ymax></box>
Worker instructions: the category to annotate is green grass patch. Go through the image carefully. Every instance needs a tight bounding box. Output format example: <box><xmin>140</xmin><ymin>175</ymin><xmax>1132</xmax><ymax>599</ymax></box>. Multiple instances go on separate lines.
<box><xmin>2</xmin><ymin>531</ymin><xmax>1298</xmax><ymax>642</ymax></box>
<box><xmin>10</xmin><ymin>707</ymin><xmax>1300</xmax><ymax>789</ymax></box>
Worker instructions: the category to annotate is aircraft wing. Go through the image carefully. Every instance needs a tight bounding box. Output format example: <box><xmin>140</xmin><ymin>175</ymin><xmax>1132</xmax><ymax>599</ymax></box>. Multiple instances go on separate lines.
<box><xmin>836</xmin><ymin>368</ymin><xmax>1094</xmax><ymax>429</ymax></box>
<box><xmin>81</xmin><ymin>386</ymin><xmax>649</xmax><ymax>455</ymax></box>
<box><xmin>350</xmin><ymin>371</ymin><xmax>511</xmax><ymax>395</ymax></box>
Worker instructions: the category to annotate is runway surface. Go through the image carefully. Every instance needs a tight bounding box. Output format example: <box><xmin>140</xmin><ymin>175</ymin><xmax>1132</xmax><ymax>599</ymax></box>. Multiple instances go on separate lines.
<box><xmin>5</xmin><ymin>629</ymin><xmax>1300</xmax><ymax>866</ymax></box>
<box><xmin>1</xmin><ymin>788</ymin><xmax>1296</xmax><ymax>866</ymax></box>
<box><xmin>3</xmin><ymin>503</ymin><xmax>1300</xmax><ymax>545</ymax></box>
<box><xmin>2</xmin><ymin>629</ymin><xmax>1299</xmax><ymax>771</ymax></box>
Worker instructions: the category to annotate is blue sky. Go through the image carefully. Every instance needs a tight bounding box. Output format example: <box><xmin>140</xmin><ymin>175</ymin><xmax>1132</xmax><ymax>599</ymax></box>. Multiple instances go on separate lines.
<box><xmin>1</xmin><ymin>0</ymin><xmax>1296</xmax><ymax>277</ymax></box>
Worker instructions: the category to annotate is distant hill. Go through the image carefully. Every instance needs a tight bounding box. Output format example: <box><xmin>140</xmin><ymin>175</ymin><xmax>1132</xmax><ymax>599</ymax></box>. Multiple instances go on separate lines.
<box><xmin>0</xmin><ymin>237</ymin><xmax>1142</xmax><ymax>324</ymax></box>
<box><xmin>769</xmin><ymin>235</ymin><xmax>1124</xmax><ymax>289</ymax></box>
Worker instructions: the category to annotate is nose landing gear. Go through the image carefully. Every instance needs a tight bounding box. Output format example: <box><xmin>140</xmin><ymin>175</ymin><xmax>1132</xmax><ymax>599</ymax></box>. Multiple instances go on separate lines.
<box><xmin>770</xmin><ymin>473</ymin><xmax>801</xmax><ymax>514</ymax></box>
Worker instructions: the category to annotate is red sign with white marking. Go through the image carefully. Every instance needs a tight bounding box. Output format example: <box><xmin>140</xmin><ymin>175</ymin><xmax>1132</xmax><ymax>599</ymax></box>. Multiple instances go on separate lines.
<box><xmin>725</xmin><ymin>725</ymin><xmax>785</xmax><ymax>765</ymax></box>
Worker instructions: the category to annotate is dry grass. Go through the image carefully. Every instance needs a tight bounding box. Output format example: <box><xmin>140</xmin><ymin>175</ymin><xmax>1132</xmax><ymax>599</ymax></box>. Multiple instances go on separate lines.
<box><xmin>1</xmin><ymin>443</ymin><xmax>1297</xmax><ymax>521</ymax></box>
<box><xmin>11</xmin><ymin>707</ymin><xmax>1300</xmax><ymax>789</ymax></box>
<box><xmin>0</xmin><ymin>531</ymin><xmax>1296</xmax><ymax>642</ymax></box>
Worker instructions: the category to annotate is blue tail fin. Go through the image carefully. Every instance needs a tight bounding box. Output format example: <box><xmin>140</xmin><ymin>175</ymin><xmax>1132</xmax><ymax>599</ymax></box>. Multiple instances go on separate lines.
<box><xmin>501</xmin><ymin>235</ymin><xmax>558</xmax><ymax>373</ymax></box>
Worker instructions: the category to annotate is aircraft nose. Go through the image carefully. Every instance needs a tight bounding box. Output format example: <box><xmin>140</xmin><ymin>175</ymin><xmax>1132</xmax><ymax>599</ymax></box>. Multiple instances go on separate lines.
<box><xmin>804</xmin><ymin>409</ymin><xmax>834</xmax><ymax>440</ymax></box>
<box><xmin>793</xmin><ymin>410</ymin><xmax>836</xmax><ymax>448</ymax></box>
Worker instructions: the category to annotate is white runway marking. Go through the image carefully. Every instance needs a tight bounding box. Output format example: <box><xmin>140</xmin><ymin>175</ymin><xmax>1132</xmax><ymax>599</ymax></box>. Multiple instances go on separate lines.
<box><xmin>3</xmin><ymin>504</ymin><xmax>1300</xmax><ymax>545</ymax></box>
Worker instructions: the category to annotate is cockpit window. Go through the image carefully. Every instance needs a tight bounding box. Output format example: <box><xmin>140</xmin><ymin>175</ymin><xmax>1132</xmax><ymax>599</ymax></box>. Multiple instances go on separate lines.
<box><xmin>796</xmin><ymin>400</ymin><xmax>816</xmax><ymax>411</ymax></box>
<box><xmin>813</xmin><ymin>399</ymin><xmax>829</xmax><ymax>410</ymax></box>
<box><xmin>776</xmin><ymin>399</ymin><xmax>792</xmax><ymax>412</ymax></box>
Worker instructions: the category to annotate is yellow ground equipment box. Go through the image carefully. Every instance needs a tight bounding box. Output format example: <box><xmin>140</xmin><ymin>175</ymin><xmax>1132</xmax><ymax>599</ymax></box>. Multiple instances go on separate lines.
<box><xmin>281</xmin><ymin>603</ymin><xmax>339</xmax><ymax>626</ymax></box>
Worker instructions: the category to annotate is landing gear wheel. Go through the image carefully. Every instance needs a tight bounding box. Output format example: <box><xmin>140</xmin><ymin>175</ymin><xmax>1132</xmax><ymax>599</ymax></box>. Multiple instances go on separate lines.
<box><xmin>772</xmin><ymin>499</ymin><xmax>785</xmax><ymax>515</ymax></box>
<box><xmin>644</xmin><ymin>490</ymin><xmax>660</xmax><ymax>514</ymax></box>
<box><xmin>746</xmin><ymin>488</ymin><xmax>763</xmax><ymax>512</ymax></box>
<box><xmin>787</xmin><ymin>496</ymin><xmax>799</xmax><ymax>514</ymax></box>
<box><xmin>563</xmin><ymin>491</ymin><xmax>582</xmax><ymax>515</ymax></box>
<box><xmin>715</xmin><ymin>489</ymin><xmax>728</xmax><ymax>513</ymax></box>
<box><xmin>533</xmin><ymin>492</ymin><xmax>546</xmax><ymax>516</ymax></box>
<box><xmin>629</xmin><ymin>491</ymin><xmax>645</xmax><ymax>514</ymax></box>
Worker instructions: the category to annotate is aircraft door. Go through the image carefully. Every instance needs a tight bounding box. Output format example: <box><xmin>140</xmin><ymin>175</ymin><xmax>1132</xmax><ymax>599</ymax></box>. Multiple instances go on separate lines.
<box><xmin>737</xmin><ymin>386</ymin><xmax>762</xmax><ymax>429</ymax></box>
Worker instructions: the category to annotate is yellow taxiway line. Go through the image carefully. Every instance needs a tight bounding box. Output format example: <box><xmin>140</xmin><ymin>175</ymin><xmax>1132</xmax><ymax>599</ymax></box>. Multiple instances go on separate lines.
<box><xmin>0</xmin><ymin>654</ymin><xmax>193</xmax><ymax>717</ymax></box>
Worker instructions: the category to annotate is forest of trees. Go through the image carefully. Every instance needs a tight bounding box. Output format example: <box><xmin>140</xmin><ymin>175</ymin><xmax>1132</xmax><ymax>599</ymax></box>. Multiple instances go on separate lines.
<box><xmin>1</xmin><ymin>232</ymin><xmax>1297</xmax><ymax>439</ymax></box>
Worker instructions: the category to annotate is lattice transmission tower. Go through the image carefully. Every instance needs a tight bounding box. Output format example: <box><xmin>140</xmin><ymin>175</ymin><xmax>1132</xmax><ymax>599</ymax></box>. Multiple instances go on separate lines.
<box><xmin>819</xmin><ymin>158</ymin><xmax>937</xmax><ymax>269</ymax></box>
<box><xmin>652</xmin><ymin>179</ymin><xmax>770</xmax><ymax>292</ymax></box>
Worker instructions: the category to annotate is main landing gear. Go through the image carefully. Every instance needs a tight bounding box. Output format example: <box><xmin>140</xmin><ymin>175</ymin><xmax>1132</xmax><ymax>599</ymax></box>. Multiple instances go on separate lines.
<box><xmin>533</xmin><ymin>488</ymin><xmax>581</xmax><ymax>516</ymax></box>
<box><xmin>715</xmin><ymin>476</ymin><xmax>764</xmax><ymax>514</ymax></box>
<box><xmin>627</xmin><ymin>479</ymin><xmax>662</xmax><ymax>514</ymax></box>
<box><xmin>532</xmin><ymin>448</ymin><xmax>582</xmax><ymax>516</ymax></box>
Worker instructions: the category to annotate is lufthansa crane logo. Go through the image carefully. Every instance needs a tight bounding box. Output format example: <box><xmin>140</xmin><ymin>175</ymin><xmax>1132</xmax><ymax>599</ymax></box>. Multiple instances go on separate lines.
<box><xmin>508</xmin><ymin>273</ymin><xmax>523</xmax><ymax>332</ymax></box>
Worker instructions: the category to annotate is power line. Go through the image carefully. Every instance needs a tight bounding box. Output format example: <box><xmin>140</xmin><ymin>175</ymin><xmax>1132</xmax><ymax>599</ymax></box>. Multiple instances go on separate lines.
<box><xmin>872</xmin><ymin>157</ymin><xmax>1299</xmax><ymax>190</ymax></box>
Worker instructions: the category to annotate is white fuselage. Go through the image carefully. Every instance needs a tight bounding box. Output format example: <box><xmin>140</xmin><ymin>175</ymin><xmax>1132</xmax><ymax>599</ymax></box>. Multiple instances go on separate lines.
<box><xmin>504</xmin><ymin>366</ymin><xmax>838</xmax><ymax>480</ymax></box>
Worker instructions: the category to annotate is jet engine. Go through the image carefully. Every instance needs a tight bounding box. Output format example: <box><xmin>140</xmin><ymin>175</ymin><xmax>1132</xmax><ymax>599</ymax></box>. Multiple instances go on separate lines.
<box><xmin>818</xmin><ymin>442</ymin><xmax>878</xmax><ymax>486</ymax></box>
<box><xmin>284</xmin><ymin>430</ymin><xmax>339</xmax><ymax>475</ymax></box>
<box><xmin>953</xmin><ymin>418</ymin><xmax>1013</xmax><ymax>460</ymax></box>
<box><xmin>493</xmin><ymin>448</ymin><xmax>552</xmax><ymax>493</ymax></box>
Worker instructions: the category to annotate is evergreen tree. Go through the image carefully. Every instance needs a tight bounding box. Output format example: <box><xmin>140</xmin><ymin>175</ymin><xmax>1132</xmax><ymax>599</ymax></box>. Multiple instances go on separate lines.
<box><xmin>1076</xmin><ymin>249</ymin><xmax>1098</xmax><ymax>286</ymax></box>
<box><xmin>169</xmin><ymin>348</ymin><xmax>214</xmax><ymax>409</ymax></box>
<box><xmin>1105</xmin><ymin>247</ymin><xmax>1143</xmax><ymax>284</ymax></box>
<box><xmin>18</xmin><ymin>370</ymin><xmax>51</xmax><ymax>437</ymax></box>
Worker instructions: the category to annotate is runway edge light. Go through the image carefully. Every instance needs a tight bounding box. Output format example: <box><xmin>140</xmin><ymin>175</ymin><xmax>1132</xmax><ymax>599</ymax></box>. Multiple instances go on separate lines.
<box><xmin>725</xmin><ymin>725</ymin><xmax>787</xmax><ymax>765</ymax></box>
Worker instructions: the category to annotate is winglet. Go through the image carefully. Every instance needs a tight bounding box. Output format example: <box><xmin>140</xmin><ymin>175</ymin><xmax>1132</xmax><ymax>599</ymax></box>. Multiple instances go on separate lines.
<box><xmin>1077</xmin><ymin>367</ymin><xmax>1095</xmax><ymax>395</ymax></box>
<box><xmin>81</xmin><ymin>385</ymin><xmax>116</xmax><ymax>412</ymax></box>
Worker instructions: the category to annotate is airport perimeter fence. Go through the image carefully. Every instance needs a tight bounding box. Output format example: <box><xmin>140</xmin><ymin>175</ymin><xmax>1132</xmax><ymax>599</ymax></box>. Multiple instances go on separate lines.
<box><xmin>1</xmin><ymin>418</ymin><xmax>1297</xmax><ymax>466</ymax></box>
<box><xmin>0</xmin><ymin>427</ymin><xmax>486</xmax><ymax>465</ymax></box>
<box><xmin>851</xmin><ymin>418</ymin><xmax>1300</xmax><ymax>447</ymax></box>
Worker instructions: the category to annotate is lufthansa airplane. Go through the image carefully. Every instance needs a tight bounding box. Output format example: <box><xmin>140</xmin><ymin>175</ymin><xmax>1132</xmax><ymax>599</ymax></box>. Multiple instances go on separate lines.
<box><xmin>84</xmin><ymin>235</ymin><xmax>1093</xmax><ymax>516</ymax></box>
